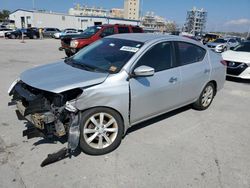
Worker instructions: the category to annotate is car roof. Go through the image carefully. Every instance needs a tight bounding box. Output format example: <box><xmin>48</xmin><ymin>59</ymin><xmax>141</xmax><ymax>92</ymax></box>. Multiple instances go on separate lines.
<box><xmin>107</xmin><ymin>33</ymin><xmax>189</xmax><ymax>43</ymax></box>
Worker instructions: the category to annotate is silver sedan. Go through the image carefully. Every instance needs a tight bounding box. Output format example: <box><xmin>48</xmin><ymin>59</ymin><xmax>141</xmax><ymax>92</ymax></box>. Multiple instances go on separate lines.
<box><xmin>9</xmin><ymin>34</ymin><xmax>226</xmax><ymax>155</ymax></box>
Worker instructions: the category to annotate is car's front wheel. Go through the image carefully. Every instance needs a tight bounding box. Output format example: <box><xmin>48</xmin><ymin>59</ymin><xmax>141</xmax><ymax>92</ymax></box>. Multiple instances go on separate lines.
<box><xmin>10</xmin><ymin>34</ymin><xmax>16</xmax><ymax>39</ymax></box>
<box><xmin>192</xmin><ymin>82</ymin><xmax>215</xmax><ymax>110</ymax></box>
<box><xmin>79</xmin><ymin>107</ymin><xmax>124</xmax><ymax>155</ymax></box>
<box><xmin>65</xmin><ymin>50</ymin><xmax>73</xmax><ymax>57</ymax></box>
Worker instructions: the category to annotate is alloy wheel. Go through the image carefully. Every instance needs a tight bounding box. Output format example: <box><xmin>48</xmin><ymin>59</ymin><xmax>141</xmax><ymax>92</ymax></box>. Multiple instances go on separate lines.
<box><xmin>201</xmin><ymin>85</ymin><xmax>214</xmax><ymax>107</ymax></box>
<box><xmin>83</xmin><ymin>112</ymin><xmax>118</xmax><ymax>149</ymax></box>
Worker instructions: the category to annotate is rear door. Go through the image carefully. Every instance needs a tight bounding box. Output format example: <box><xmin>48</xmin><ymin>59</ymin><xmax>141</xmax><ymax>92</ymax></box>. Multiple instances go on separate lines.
<box><xmin>175</xmin><ymin>41</ymin><xmax>210</xmax><ymax>104</ymax></box>
<box><xmin>117</xmin><ymin>26</ymin><xmax>130</xmax><ymax>34</ymax></box>
<box><xmin>130</xmin><ymin>41</ymin><xmax>181</xmax><ymax>123</ymax></box>
<box><xmin>100</xmin><ymin>27</ymin><xmax>115</xmax><ymax>38</ymax></box>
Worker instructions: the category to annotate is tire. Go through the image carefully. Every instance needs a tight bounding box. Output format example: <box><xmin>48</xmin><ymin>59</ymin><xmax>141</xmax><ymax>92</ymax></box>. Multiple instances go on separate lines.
<box><xmin>192</xmin><ymin>82</ymin><xmax>215</xmax><ymax>110</ymax></box>
<box><xmin>65</xmin><ymin>50</ymin><xmax>73</xmax><ymax>57</ymax></box>
<box><xmin>79</xmin><ymin>107</ymin><xmax>124</xmax><ymax>155</ymax></box>
<box><xmin>10</xmin><ymin>34</ymin><xmax>16</xmax><ymax>39</ymax></box>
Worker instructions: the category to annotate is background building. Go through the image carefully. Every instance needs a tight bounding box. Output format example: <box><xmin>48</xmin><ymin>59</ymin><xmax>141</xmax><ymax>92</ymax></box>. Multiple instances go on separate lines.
<box><xmin>68</xmin><ymin>4</ymin><xmax>109</xmax><ymax>17</ymax></box>
<box><xmin>124</xmin><ymin>0</ymin><xmax>140</xmax><ymax>20</ymax></box>
<box><xmin>110</xmin><ymin>8</ymin><xmax>124</xmax><ymax>18</ymax></box>
<box><xmin>9</xmin><ymin>9</ymin><xmax>140</xmax><ymax>30</ymax></box>
<box><xmin>141</xmin><ymin>12</ymin><xmax>176</xmax><ymax>33</ymax></box>
<box><xmin>183</xmin><ymin>7</ymin><xmax>207</xmax><ymax>35</ymax></box>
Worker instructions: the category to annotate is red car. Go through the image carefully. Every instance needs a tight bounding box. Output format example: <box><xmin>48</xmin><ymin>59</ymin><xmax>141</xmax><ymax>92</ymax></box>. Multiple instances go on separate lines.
<box><xmin>60</xmin><ymin>24</ymin><xmax>143</xmax><ymax>57</ymax></box>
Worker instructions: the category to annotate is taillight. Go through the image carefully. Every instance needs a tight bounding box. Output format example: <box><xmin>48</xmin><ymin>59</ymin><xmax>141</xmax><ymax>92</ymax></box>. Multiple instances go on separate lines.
<box><xmin>220</xmin><ymin>60</ymin><xmax>227</xmax><ymax>66</ymax></box>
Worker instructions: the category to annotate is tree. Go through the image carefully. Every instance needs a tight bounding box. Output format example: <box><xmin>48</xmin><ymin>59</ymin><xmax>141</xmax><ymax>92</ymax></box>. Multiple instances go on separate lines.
<box><xmin>0</xmin><ymin>10</ymin><xmax>10</xmax><ymax>20</ymax></box>
<box><xmin>165</xmin><ymin>22</ymin><xmax>177</xmax><ymax>33</ymax></box>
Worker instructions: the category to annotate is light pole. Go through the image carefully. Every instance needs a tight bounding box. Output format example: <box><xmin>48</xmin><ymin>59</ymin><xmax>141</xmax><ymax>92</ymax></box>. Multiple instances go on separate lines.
<box><xmin>32</xmin><ymin>0</ymin><xmax>35</xmax><ymax>10</ymax></box>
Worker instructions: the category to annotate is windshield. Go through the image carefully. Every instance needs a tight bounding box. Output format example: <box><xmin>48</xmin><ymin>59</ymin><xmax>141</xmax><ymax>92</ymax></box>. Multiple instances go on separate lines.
<box><xmin>232</xmin><ymin>42</ymin><xmax>250</xmax><ymax>52</ymax></box>
<box><xmin>80</xmin><ymin>26</ymin><xmax>102</xmax><ymax>37</ymax></box>
<box><xmin>70</xmin><ymin>38</ymin><xmax>143</xmax><ymax>73</ymax></box>
<box><xmin>214</xmin><ymin>38</ymin><xmax>226</xmax><ymax>43</ymax></box>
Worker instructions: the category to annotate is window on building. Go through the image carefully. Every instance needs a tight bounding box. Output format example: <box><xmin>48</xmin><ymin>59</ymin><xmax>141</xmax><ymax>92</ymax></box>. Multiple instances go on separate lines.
<box><xmin>62</xmin><ymin>16</ymin><xmax>65</xmax><ymax>21</ymax></box>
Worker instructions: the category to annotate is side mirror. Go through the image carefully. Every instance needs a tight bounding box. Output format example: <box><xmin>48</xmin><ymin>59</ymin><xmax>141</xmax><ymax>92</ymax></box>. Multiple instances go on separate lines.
<box><xmin>133</xmin><ymin>66</ymin><xmax>155</xmax><ymax>77</ymax></box>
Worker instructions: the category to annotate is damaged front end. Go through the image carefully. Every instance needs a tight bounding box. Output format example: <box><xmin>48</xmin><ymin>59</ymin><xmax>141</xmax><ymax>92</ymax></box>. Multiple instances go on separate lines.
<box><xmin>9</xmin><ymin>80</ymin><xmax>82</xmax><ymax>152</ymax></box>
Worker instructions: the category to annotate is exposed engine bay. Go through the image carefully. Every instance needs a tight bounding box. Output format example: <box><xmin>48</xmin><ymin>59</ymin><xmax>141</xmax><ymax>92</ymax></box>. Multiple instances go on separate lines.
<box><xmin>9</xmin><ymin>80</ymin><xmax>83</xmax><ymax>165</ymax></box>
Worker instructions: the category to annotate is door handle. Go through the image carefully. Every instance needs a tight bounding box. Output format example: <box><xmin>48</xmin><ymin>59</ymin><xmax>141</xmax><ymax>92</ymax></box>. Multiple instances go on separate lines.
<box><xmin>204</xmin><ymin>69</ymin><xmax>210</xmax><ymax>74</ymax></box>
<box><xmin>169</xmin><ymin>77</ymin><xmax>178</xmax><ymax>83</ymax></box>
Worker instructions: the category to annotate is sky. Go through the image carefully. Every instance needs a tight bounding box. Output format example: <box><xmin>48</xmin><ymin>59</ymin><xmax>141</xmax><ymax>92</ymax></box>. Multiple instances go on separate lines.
<box><xmin>0</xmin><ymin>0</ymin><xmax>250</xmax><ymax>32</ymax></box>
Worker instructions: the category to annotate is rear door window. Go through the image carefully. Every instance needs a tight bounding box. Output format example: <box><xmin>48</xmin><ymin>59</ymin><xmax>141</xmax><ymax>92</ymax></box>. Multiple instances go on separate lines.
<box><xmin>101</xmin><ymin>27</ymin><xmax>115</xmax><ymax>36</ymax></box>
<box><xmin>118</xmin><ymin>27</ymin><xmax>130</xmax><ymax>33</ymax></box>
<box><xmin>132</xmin><ymin>27</ymin><xmax>142</xmax><ymax>33</ymax></box>
<box><xmin>176</xmin><ymin>42</ymin><xmax>206</xmax><ymax>66</ymax></box>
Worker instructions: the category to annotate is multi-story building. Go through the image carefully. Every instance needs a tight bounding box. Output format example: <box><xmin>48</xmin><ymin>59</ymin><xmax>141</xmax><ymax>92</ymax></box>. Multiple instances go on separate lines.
<box><xmin>184</xmin><ymin>7</ymin><xmax>207</xmax><ymax>35</ymax></box>
<box><xmin>110</xmin><ymin>8</ymin><xmax>124</xmax><ymax>18</ymax></box>
<box><xmin>9</xmin><ymin>9</ymin><xmax>140</xmax><ymax>30</ymax></box>
<box><xmin>124</xmin><ymin>0</ymin><xmax>140</xmax><ymax>20</ymax></box>
<box><xmin>141</xmin><ymin>12</ymin><xmax>176</xmax><ymax>33</ymax></box>
<box><xmin>68</xmin><ymin>4</ymin><xmax>109</xmax><ymax>17</ymax></box>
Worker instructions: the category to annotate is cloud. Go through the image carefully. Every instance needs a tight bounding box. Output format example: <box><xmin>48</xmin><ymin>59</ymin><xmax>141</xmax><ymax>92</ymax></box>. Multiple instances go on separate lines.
<box><xmin>225</xmin><ymin>18</ymin><xmax>250</xmax><ymax>26</ymax></box>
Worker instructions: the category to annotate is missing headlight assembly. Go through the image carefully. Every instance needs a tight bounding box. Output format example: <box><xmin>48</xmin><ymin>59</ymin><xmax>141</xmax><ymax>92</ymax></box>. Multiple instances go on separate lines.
<box><xmin>9</xmin><ymin>81</ymin><xmax>83</xmax><ymax>165</ymax></box>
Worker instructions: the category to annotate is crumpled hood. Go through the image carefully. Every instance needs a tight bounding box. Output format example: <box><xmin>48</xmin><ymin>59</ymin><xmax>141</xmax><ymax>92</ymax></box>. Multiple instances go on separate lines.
<box><xmin>20</xmin><ymin>61</ymin><xmax>109</xmax><ymax>93</ymax></box>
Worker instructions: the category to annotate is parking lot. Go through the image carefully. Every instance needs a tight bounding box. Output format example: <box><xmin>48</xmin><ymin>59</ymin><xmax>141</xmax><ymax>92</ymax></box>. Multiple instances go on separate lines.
<box><xmin>0</xmin><ymin>38</ymin><xmax>250</xmax><ymax>188</ymax></box>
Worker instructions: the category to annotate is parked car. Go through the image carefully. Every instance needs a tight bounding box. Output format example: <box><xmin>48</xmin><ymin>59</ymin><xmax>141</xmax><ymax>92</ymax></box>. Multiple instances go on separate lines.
<box><xmin>5</xmin><ymin>28</ymin><xmax>39</xmax><ymax>39</ymax></box>
<box><xmin>43</xmin><ymin>27</ymin><xmax>61</xmax><ymax>38</ymax></box>
<box><xmin>202</xmin><ymin>33</ymin><xmax>221</xmax><ymax>45</ymax></box>
<box><xmin>60</xmin><ymin>24</ymin><xmax>143</xmax><ymax>57</ymax></box>
<box><xmin>8</xmin><ymin>34</ymin><xmax>226</xmax><ymax>155</ymax></box>
<box><xmin>5</xmin><ymin>28</ymin><xmax>27</xmax><ymax>39</ymax></box>
<box><xmin>0</xmin><ymin>28</ymin><xmax>13</xmax><ymax>37</ymax></box>
<box><xmin>54</xmin><ymin>29</ymin><xmax>82</xmax><ymax>39</ymax></box>
<box><xmin>206</xmin><ymin>38</ymin><xmax>239</xmax><ymax>53</ymax></box>
<box><xmin>222</xmin><ymin>41</ymin><xmax>250</xmax><ymax>79</ymax></box>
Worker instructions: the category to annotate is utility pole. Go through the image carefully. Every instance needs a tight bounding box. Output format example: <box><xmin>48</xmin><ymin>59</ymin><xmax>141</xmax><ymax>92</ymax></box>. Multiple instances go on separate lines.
<box><xmin>32</xmin><ymin>0</ymin><xmax>35</xmax><ymax>10</ymax></box>
<box><xmin>140</xmin><ymin>0</ymin><xmax>144</xmax><ymax>20</ymax></box>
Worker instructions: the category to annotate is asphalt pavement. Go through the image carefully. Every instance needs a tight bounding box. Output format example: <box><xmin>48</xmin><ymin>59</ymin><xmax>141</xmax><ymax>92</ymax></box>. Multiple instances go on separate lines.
<box><xmin>0</xmin><ymin>38</ymin><xmax>250</xmax><ymax>188</ymax></box>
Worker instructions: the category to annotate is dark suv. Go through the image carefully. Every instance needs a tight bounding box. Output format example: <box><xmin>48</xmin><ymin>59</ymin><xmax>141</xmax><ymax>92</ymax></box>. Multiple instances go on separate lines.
<box><xmin>60</xmin><ymin>24</ymin><xmax>143</xmax><ymax>57</ymax></box>
<box><xmin>5</xmin><ymin>28</ymin><xmax>39</xmax><ymax>39</ymax></box>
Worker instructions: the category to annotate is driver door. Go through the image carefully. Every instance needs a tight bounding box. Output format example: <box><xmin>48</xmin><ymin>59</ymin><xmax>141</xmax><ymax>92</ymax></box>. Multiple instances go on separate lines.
<box><xmin>129</xmin><ymin>41</ymin><xmax>181</xmax><ymax>124</ymax></box>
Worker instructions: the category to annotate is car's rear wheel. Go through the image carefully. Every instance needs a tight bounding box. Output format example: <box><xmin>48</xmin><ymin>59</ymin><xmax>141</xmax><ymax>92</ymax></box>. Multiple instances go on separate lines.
<box><xmin>192</xmin><ymin>82</ymin><xmax>215</xmax><ymax>110</ymax></box>
<box><xmin>79</xmin><ymin>107</ymin><xmax>124</xmax><ymax>155</ymax></box>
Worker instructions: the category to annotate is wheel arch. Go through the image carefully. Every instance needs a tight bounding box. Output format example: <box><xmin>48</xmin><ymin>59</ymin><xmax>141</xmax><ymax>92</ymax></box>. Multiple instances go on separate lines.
<box><xmin>209</xmin><ymin>80</ymin><xmax>217</xmax><ymax>95</ymax></box>
<box><xmin>80</xmin><ymin>106</ymin><xmax>126</xmax><ymax>134</ymax></box>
